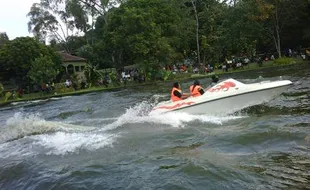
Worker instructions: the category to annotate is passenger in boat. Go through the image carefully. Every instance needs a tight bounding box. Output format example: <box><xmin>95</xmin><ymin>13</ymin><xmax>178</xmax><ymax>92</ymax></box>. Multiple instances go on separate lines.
<box><xmin>189</xmin><ymin>80</ymin><xmax>204</xmax><ymax>97</ymax></box>
<box><xmin>211</xmin><ymin>75</ymin><xmax>219</xmax><ymax>85</ymax></box>
<box><xmin>206</xmin><ymin>75</ymin><xmax>219</xmax><ymax>89</ymax></box>
<box><xmin>171</xmin><ymin>82</ymin><xmax>190</xmax><ymax>102</ymax></box>
<box><xmin>212</xmin><ymin>75</ymin><xmax>219</xmax><ymax>82</ymax></box>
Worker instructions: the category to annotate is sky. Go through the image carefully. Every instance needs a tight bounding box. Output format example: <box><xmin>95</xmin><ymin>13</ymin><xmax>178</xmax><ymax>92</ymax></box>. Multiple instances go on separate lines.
<box><xmin>0</xmin><ymin>0</ymin><xmax>39</xmax><ymax>40</ymax></box>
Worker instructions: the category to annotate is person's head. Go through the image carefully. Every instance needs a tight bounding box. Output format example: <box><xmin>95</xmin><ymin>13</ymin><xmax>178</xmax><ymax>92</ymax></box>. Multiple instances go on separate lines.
<box><xmin>212</xmin><ymin>75</ymin><xmax>219</xmax><ymax>83</ymax></box>
<box><xmin>194</xmin><ymin>80</ymin><xmax>200</xmax><ymax>86</ymax></box>
<box><xmin>173</xmin><ymin>82</ymin><xmax>180</xmax><ymax>89</ymax></box>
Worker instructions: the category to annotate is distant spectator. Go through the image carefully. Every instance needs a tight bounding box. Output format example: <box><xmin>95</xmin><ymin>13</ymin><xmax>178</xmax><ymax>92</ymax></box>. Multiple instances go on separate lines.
<box><xmin>80</xmin><ymin>81</ymin><xmax>86</xmax><ymax>89</ymax></box>
<box><xmin>258</xmin><ymin>57</ymin><xmax>263</xmax><ymax>67</ymax></box>
<box><xmin>121</xmin><ymin>71</ymin><xmax>126</xmax><ymax>81</ymax></box>
<box><xmin>65</xmin><ymin>79</ymin><xmax>71</xmax><ymax>88</ymax></box>
<box><xmin>12</xmin><ymin>90</ymin><xmax>16</xmax><ymax>99</ymax></box>
<box><xmin>222</xmin><ymin>64</ymin><xmax>228</xmax><ymax>72</ymax></box>
<box><xmin>41</xmin><ymin>83</ymin><xmax>47</xmax><ymax>92</ymax></box>
<box><xmin>17</xmin><ymin>88</ymin><xmax>23</xmax><ymax>98</ymax></box>
<box><xmin>181</xmin><ymin>64</ymin><xmax>187</xmax><ymax>72</ymax></box>
<box><xmin>236</xmin><ymin>62</ymin><xmax>243</xmax><ymax>69</ymax></box>
<box><xmin>211</xmin><ymin>75</ymin><xmax>219</xmax><ymax>84</ymax></box>
<box><xmin>72</xmin><ymin>82</ymin><xmax>78</xmax><ymax>90</ymax></box>
<box><xmin>193</xmin><ymin>67</ymin><xmax>199</xmax><ymax>74</ymax></box>
<box><xmin>50</xmin><ymin>82</ymin><xmax>55</xmax><ymax>91</ymax></box>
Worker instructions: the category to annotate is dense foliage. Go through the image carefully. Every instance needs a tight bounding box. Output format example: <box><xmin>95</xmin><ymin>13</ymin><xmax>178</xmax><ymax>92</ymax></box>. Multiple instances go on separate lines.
<box><xmin>0</xmin><ymin>0</ymin><xmax>309</xmax><ymax>88</ymax></box>
<box><xmin>28</xmin><ymin>55</ymin><xmax>61</xmax><ymax>84</ymax></box>
<box><xmin>0</xmin><ymin>37</ymin><xmax>62</xmax><ymax>84</ymax></box>
<box><xmin>0</xmin><ymin>32</ymin><xmax>9</xmax><ymax>48</ymax></box>
<box><xmin>30</xmin><ymin>0</ymin><xmax>308</xmax><ymax>68</ymax></box>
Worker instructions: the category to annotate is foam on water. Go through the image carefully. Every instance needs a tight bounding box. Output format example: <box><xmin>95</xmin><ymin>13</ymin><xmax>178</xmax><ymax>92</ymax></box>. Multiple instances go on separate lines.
<box><xmin>101</xmin><ymin>101</ymin><xmax>245</xmax><ymax>131</ymax></box>
<box><xmin>0</xmin><ymin>141</ymin><xmax>35</xmax><ymax>159</ymax></box>
<box><xmin>0</xmin><ymin>131</ymin><xmax>118</xmax><ymax>157</ymax></box>
<box><xmin>0</xmin><ymin>112</ymin><xmax>118</xmax><ymax>157</ymax></box>
<box><xmin>30</xmin><ymin>131</ymin><xmax>117</xmax><ymax>156</ymax></box>
<box><xmin>10</xmin><ymin>96</ymin><xmax>72</xmax><ymax>106</ymax></box>
<box><xmin>0</xmin><ymin>100</ymin><xmax>244</xmax><ymax>157</ymax></box>
<box><xmin>0</xmin><ymin>112</ymin><xmax>96</xmax><ymax>143</ymax></box>
<box><xmin>0</xmin><ymin>112</ymin><xmax>56</xmax><ymax>143</ymax></box>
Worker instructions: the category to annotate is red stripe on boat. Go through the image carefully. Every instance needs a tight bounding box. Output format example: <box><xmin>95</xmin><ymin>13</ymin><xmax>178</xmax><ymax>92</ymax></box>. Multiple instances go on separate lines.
<box><xmin>153</xmin><ymin>101</ymin><xmax>195</xmax><ymax>110</ymax></box>
<box><xmin>208</xmin><ymin>81</ymin><xmax>236</xmax><ymax>92</ymax></box>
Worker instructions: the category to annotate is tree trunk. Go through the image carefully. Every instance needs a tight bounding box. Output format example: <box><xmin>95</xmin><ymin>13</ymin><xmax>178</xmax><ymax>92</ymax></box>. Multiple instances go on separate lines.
<box><xmin>91</xmin><ymin>1</ymin><xmax>94</xmax><ymax>46</ymax></box>
<box><xmin>203</xmin><ymin>51</ymin><xmax>206</xmax><ymax>65</ymax></box>
<box><xmin>191</xmin><ymin>0</ymin><xmax>200</xmax><ymax>66</ymax></box>
<box><xmin>275</xmin><ymin>3</ymin><xmax>281</xmax><ymax>58</ymax></box>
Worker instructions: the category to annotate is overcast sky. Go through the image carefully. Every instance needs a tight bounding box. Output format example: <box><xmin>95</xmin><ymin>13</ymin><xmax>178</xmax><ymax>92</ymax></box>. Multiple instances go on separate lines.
<box><xmin>0</xmin><ymin>0</ymin><xmax>39</xmax><ymax>39</ymax></box>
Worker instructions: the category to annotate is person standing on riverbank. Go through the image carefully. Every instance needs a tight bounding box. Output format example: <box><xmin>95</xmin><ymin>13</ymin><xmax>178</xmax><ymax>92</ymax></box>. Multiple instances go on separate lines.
<box><xmin>171</xmin><ymin>82</ymin><xmax>190</xmax><ymax>102</ymax></box>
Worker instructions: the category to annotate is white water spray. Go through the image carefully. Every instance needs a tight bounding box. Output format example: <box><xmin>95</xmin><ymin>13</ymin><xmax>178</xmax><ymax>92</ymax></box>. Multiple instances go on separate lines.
<box><xmin>100</xmin><ymin>100</ymin><xmax>245</xmax><ymax>131</ymax></box>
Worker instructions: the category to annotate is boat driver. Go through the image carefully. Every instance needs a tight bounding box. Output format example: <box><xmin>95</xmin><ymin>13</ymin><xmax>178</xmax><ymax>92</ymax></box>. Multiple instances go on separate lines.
<box><xmin>171</xmin><ymin>82</ymin><xmax>190</xmax><ymax>102</ymax></box>
<box><xmin>211</xmin><ymin>75</ymin><xmax>219</xmax><ymax>84</ymax></box>
<box><xmin>189</xmin><ymin>80</ymin><xmax>205</xmax><ymax>97</ymax></box>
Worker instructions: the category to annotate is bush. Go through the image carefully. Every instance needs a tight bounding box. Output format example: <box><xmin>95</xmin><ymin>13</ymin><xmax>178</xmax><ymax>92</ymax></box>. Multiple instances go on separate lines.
<box><xmin>175</xmin><ymin>73</ymin><xmax>191</xmax><ymax>79</ymax></box>
<box><xmin>55</xmin><ymin>83</ymin><xmax>74</xmax><ymax>93</ymax></box>
<box><xmin>0</xmin><ymin>83</ymin><xmax>3</xmax><ymax>96</ymax></box>
<box><xmin>4</xmin><ymin>91</ymin><xmax>12</xmax><ymax>102</ymax></box>
<box><xmin>274</xmin><ymin>57</ymin><xmax>294</xmax><ymax>65</ymax></box>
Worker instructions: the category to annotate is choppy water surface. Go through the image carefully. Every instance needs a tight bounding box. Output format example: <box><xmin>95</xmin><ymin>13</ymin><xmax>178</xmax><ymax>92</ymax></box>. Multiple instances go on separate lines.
<box><xmin>0</xmin><ymin>64</ymin><xmax>309</xmax><ymax>189</ymax></box>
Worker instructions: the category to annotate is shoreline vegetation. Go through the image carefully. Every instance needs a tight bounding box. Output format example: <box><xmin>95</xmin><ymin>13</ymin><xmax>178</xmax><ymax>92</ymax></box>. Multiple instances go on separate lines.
<box><xmin>0</xmin><ymin>60</ymin><xmax>308</xmax><ymax>107</ymax></box>
<box><xmin>1</xmin><ymin>0</ymin><xmax>309</xmax><ymax>108</ymax></box>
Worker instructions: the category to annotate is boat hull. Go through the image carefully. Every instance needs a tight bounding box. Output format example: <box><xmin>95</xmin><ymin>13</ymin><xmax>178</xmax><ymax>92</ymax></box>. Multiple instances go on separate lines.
<box><xmin>171</xmin><ymin>85</ymin><xmax>289</xmax><ymax>115</ymax></box>
<box><xmin>150</xmin><ymin>79</ymin><xmax>292</xmax><ymax>116</ymax></box>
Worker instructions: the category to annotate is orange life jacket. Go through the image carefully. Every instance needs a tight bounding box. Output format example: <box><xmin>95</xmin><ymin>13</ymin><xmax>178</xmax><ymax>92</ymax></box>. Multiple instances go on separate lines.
<box><xmin>190</xmin><ymin>85</ymin><xmax>202</xmax><ymax>97</ymax></box>
<box><xmin>171</xmin><ymin>87</ymin><xmax>183</xmax><ymax>102</ymax></box>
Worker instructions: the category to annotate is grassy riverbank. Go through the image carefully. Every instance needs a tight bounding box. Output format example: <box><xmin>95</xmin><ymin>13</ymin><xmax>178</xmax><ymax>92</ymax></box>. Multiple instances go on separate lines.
<box><xmin>0</xmin><ymin>59</ymin><xmax>308</xmax><ymax>107</ymax></box>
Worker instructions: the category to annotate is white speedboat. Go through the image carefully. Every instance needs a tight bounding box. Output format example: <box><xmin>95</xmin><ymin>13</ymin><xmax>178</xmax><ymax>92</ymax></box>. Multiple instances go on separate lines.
<box><xmin>149</xmin><ymin>78</ymin><xmax>292</xmax><ymax>115</ymax></box>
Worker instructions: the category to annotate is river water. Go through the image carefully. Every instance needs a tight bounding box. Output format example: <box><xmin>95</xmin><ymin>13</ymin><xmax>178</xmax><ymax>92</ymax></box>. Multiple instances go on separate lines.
<box><xmin>0</xmin><ymin>64</ymin><xmax>309</xmax><ymax>190</ymax></box>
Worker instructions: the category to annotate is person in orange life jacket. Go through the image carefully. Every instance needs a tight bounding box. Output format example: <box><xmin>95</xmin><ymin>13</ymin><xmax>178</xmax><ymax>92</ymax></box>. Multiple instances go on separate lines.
<box><xmin>171</xmin><ymin>82</ymin><xmax>190</xmax><ymax>102</ymax></box>
<box><xmin>189</xmin><ymin>80</ymin><xmax>204</xmax><ymax>97</ymax></box>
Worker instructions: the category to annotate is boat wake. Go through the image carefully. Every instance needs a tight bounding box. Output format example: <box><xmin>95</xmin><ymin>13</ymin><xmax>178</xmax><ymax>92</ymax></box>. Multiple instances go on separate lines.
<box><xmin>0</xmin><ymin>99</ymin><xmax>245</xmax><ymax>157</ymax></box>
<box><xmin>10</xmin><ymin>96</ymin><xmax>72</xmax><ymax>106</ymax></box>
<box><xmin>0</xmin><ymin>112</ymin><xmax>117</xmax><ymax>157</ymax></box>
<box><xmin>0</xmin><ymin>112</ymin><xmax>96</xmax><ymax>144</ymax></box>
<box><xmin>100</xmin><ymin>100</ymin><xmax>245</xmax><ymax>131</ymax></box>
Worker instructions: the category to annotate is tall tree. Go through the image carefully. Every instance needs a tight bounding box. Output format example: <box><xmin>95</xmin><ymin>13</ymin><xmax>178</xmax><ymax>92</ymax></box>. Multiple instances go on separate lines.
<box><xmin>198</xmin><ymin>0</ymin><xmax>227</xmax><ymax>63</ymax></box>
<box><xmin>0</xmin><ymin>32</ymin><xmax>9</xmax><ymax>48</ymax></box>
<box><xmin>251</xmin><ymin>0</ymin><xmax>309</xmax><ymax>57</ymax></box>
<box><xmin>255</xmin><ymin>0</ymin><xmax>282</xmax><ymax>57</ymax></box>
<box><xmin>191</xmin><ymin>0</ymin><xmax>201</xmax><ymax>65</ymax></box>
<box><xmin>96</xmin><ymin>0</ymin><xmax>192</xmax><ymax>71</ymax></box>
<box><xmin>27</xmin><ymin>2</ymin><xmax>75</xmax><ymax>52</ymax></box>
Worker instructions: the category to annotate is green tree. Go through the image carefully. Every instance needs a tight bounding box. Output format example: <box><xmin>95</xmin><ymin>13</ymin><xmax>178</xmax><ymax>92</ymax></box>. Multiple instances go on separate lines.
<box><xmin>32</xmin><ymin>0</ymin><xmax>123</xmax><ymax>49</ymax></box>
<box><xmin>96</xmin><ymin>0</ymin><xmax>192</xmax><ymax>71</ymax></box>
<box><xmin>197</xmin><ymin>0</ymin><xmax>227</xmax><ymax>63</ymax></box>
<box><xmin>219</xmin><ymin>1</ymin><xmax>262</xmax><ymax>57</ymax></box>
<box><xmin>0</xmin><ymin>83</ymin><xmax>4</xmax><ymax>96</ymax></box>
<box><xmin>0</xmin><ymin>32</ymin><xmax>9</xmax><ymax>48</ymax></box>
<box><xmin>0</xmin><ymin>37</ymin><xmax>62</xmax><ymax>84</ymax></box>
<box><xmin>27</xmin><ymin>0</ymin><xmax>309</xmax><ymax>74</ymax></box>
<box><xmin>246</xmin><ymin>0</ymin><xmax>309</xmax><ymax>57</ymax></box>
<box><xmin>28</xmin><ymin>55</ymin><xmax>60</xmax><ymax>84</ymax></box>
<box><xmin>83</xmin><ymin>64</ymin><xmax>100</xmax><ymax>86</ymax></box>
<box><xmin>191</xmin><ymin>0</ymin><xmax>201</xmax><ymax>65</ymax></box>
<box><xmin>27</xmin><ymin>2</ymin><xmax>75</xmax><ymax>52</ymax></box>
